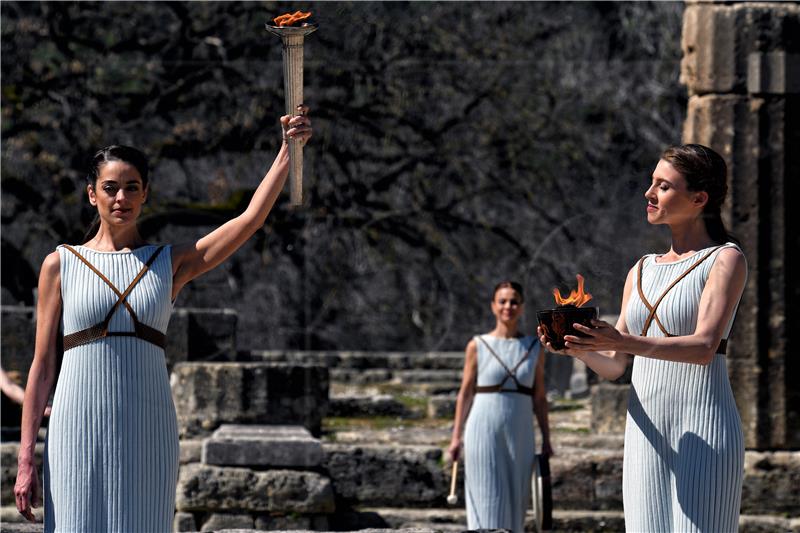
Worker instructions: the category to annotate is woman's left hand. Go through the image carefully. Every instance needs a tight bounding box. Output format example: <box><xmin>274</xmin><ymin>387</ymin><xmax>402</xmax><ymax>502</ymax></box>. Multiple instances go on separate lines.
<box><xmin>281</xmin><ymin>104</ymin><xmax>312</xmax><ymax>147</ymax></box>
<box><xmin>563</xmin><ymin>319</ymin><xmax>625</xmax><ymax>352</ymax></box>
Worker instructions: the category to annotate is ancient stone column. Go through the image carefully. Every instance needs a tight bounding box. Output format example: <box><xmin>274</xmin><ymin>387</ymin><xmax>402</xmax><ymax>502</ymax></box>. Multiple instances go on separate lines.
<box><xmin>681</xmin><ymin>1</ymin><xmax>800</xmax><ymax>449</ymax></box>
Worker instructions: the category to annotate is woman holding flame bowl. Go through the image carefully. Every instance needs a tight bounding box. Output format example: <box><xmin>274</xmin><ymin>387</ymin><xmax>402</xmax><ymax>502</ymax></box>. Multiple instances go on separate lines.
<box><xmin>14</xmin><ymin>110</ymin><xmax>311</xmax><ymax>530</ymax></box>
<box><xmin>540</xmin><ymin>144</ymin><xmax>747</xmax><ymax>532</ymax></box>
<box><xmin>450</xmin><ymin>281</ymin><xmax>552</xmax><ymax>533</ymax></box>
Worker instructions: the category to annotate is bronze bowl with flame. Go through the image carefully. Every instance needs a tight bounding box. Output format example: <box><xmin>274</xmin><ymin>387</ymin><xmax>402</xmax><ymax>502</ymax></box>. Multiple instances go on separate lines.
<box><xmin>536</xmin><ymin>305</ymin><xmax>599</xmax><ymax>351</ymax></box>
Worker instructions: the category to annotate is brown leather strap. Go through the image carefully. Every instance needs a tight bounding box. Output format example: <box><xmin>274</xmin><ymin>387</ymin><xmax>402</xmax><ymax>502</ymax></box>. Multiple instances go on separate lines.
<box><xmin>99</xmin><ymin>246</ymin><xmax>165</xmax><ymax>327</ymax></box>
<box><xmin>63</xmin><ymin>245</ymin><xmax>138</xmax><ymax>319</ymax></box>
<box><xmin>636</xmin><ymin>256</ymin><xmax>671</xmax><ymax>337</ymax></box>
<box><xmin>61</xmin><ymin>245</ymin><xmax>167</xmax><ymax>351</ymax></box>
<box><xmin>638</xmin><ymin>246</ymin><xmax>723</xmax><ymax>337</ymax></box>
<box><xmin>475</xmin><ymin>336</ymin><xmax>538</xmax><ymax>394</ymax></box>
<box><xmin>475</xmin><ymin>384</ymin><xmax>534</xmax><ymax>395</ymax></box>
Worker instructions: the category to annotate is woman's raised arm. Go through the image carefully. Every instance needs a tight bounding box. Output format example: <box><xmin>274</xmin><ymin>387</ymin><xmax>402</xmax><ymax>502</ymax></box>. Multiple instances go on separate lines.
<box><xmin>170</xmin><ymin>110</ymin><xmax>311</xmax><ymax>300</ymax></box>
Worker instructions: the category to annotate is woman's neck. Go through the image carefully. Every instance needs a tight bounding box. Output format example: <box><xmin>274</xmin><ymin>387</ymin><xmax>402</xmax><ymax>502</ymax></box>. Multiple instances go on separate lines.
<box><xmin>668</xmin><ymin>217</ymin><xmax>716</xmax><ymax>256</ymax></box>
<box><xmin>490</xmin><ymin>322</ymin><xmax>520</xmax><ymax>339</ymax></box>
<box><xmin>86</xmin><ymin>225</ymin><xmax>146</xmax><ymax>252</ymax></box>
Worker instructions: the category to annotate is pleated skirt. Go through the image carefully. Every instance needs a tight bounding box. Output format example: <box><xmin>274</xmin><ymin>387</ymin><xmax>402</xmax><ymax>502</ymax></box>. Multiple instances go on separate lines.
<box><xmin>464</xmin><ymin>393</ymin><xmax>534</xmax><ymax>533</ymax></box>
<box><xmin>623</xmin><ymin>354</ymin><xmax>744</xmax><ymax>533</ymax></box>
<box><xmin>44</xmin><ymin>337</ymin><xmax>179</xmax><ymax>533</ymax></box>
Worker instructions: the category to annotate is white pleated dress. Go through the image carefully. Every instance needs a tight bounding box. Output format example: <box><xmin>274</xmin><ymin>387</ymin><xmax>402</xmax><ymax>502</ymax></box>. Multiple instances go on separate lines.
<box><xmin>623</xmin><ymin>243</ymin><xmax>746</xmax><ymax>532</ymax></box>
<box><xmin>44</xmin><ymin>244</ymin><xmax>178</xmax><ymax>532</ymax></box>
<box><xmin>464</xmin><ymin>334</ymin><xmax>539</xmax><ymax>533</ymax></box>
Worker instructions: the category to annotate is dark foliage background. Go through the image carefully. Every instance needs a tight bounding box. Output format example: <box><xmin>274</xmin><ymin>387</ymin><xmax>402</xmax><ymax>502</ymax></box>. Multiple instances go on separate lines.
<box><xmin>1</xmin><ymin>1</ymin><xmax>684</xmax><ymax>351</ymax></box>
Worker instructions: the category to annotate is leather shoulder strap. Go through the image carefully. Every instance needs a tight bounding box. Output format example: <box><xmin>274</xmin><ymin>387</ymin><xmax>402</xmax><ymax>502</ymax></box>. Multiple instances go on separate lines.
<box><xmin>640</xmin><ymin>246</ymin><xmax>723</xmax><ymax>337</ymax></box>
<box><xmin>101</xmin><ymin>245</ymin><xmax>165</xmax><ymax>325</ymax></box>
<box><xmin>636</xmin><ymin>255</ymin><xmax>671</xmax><ymax>337</ymax></box>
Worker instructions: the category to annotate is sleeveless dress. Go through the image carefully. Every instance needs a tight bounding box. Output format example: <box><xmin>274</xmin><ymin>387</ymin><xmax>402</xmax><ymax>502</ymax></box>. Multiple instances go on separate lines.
<box><xmin>623</xmin><ymin>243</ymin><xmax>746</xmax><ymax>532</ymax></box>
<box><xmin>464</xmin><ymin>334</ymin><xmax>540</xmax><ymax>533</ymax></box>
<box><xmin>43</xmin><ymin>244</ymin><xmax>179</xmax><ymax>532</ymax></box>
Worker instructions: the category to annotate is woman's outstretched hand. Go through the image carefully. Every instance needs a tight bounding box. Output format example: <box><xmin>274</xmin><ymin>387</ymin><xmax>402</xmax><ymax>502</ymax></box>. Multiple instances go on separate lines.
<box><xmin>280</xmin><ymin>104</ymin><xmax>312</xmax><ymax>147</ymax></box>
<box><xmin>564</xmin><ymin>319</ymin><xmax>624</xmax><ymax>352</ymax></box>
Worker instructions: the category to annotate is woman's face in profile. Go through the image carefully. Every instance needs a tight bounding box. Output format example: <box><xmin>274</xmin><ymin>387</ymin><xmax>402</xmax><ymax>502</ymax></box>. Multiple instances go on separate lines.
<box><xmin>644</xmin><ymin>159</ymin><xmax>707</xmax><ymax>226</ymax></box>
<box><xmin>491</xmin><ymin>287</ymin><xmax>524</xmax><ymax>324</ymax></box>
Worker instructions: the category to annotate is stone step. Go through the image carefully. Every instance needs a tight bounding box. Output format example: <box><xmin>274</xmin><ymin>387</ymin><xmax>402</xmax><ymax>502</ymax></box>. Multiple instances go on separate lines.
<box><xmin>329</xmin><ymin>394</ymin><xmax>420</xmax><ymax>418</ymax></box>
<box><xmin>0</xmin><ymin>507</ymin><xmax>798</xmax><ymax>533</ymax></box>
<box><xmin>336</xmin><ymin>508</ymin><xmax>800</xmax><ymax>533</ymax></box>
<box><xmin>202</xmin><ymin>425</ymin><xmax>324</xmax><ymax>468</ymax></box>
<box><xmin>329</xmin><ymin>369</ymin><xmax>462</xmax><ymax>387</ymax></box>
<box><xmin>5</xmin><ymin>439</ymin><xmax>799</xmax><ymax>517</ymax></box>
<box><xmin>245</xmin><ymin>350</ymin><xmax>465</xmax><ymax>371</ymax></box>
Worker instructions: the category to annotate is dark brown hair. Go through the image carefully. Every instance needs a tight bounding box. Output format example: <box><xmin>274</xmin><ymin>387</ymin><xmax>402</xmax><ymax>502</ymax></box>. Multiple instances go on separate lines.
<box><xmin>82</xmin><ymin>145</ymin><xmax>150</xmax><ymax>242</ymax></box>
<box><xmin>492</xmin><ymin>281</ymin><xmax>524</xmax><ymax>303</ymax></box>
<box><xmin>661</xmin><ymin>143</ymin><xmax>738</xmax><ymax>245</ymax></box>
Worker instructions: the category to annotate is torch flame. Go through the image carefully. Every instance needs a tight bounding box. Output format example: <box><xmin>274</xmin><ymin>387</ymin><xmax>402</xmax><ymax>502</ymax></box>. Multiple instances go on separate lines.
<box><xmin>274</xmin><ymin>11</ymin><xmax>312</xmax><ymax>27</ymax></box>
<box><xmin>553</xmin><ymin>274</ymin><xmax>593</xmax><ymax>307</ymax></box>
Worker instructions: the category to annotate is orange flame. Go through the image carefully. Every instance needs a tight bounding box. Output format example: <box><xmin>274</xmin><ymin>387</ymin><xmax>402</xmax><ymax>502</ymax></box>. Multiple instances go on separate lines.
<box><xmin>553</xmin><ymin>274</ymin><xmax>593</xmax><ymax>307</ymax></box>
<box><xmin>274</xmin><ymin>11</ymin><xmax>312</xmax><ymax>27</ymax></box>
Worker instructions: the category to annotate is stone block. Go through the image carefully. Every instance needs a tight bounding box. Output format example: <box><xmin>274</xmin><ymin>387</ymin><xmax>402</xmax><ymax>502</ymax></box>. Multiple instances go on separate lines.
<box><xmin>392</xmin><ymin>369</ymin><xmax>461</xmax><ymax>384</ymax></box>
<box><xmin>549</xmin><ymin>449</ymin><xmax>624</xmax><ymax>510</ymax></box>
<box><xmin>171</xmin><ymin>362</ymin><xmax>328</xmax><ymax>438</ymax></box>
<box><xmin>180</xmin><ymin>439</ymin><xmax>204</xmax><ymax>464</ymax></box>
<box><xmin>328</xmin><ymin>394</ymin><xmax>410</xmax><ymax>418</ymax></box>
<box><xmin>739</xmin><ymin>515</ymin><xmax>795</xmax><ymax>533</ymax></box>
<box><xmin>748</xmin><ymin>52</ymin><xmax>800</xmax><ymax>95</ymax></box>
<box><xmin>590</xmin><ymin>384</ymin><xmax>629</xmax><ymax>435</ymax></box>
<box><xmin>427</xmin><ymin>395</ymin><xmax>456</xmax><ymax>419</ymax></box>
<box><xmin>200</xmin><ymin>512</ymin><xmax>254</xmax><ymax>531</ymax></box>
<box><xmin>168</xmin><ymin>307</ymin><xmax>238</xmax><ymax>364</ymax></box>
<box><xmin>173</xmin><ymin>511</ymin><xmax>197</xmax><ymax>532</ymax></box>
<box><xmin>175</xmin><ymin>463</ymin><xmax>335</xmax><ymax>514</ymax></box>
<box><xmin>681</xmin><ymin>3</ymin><xmax>800</xmax><ymax>95</ymax></box>
<box><xmin>0</xmin><ymin>516</ymin><xmax>44</xmax><ymax>532</ymax></box>
<box><xmin>254</xmin><ymin>513</ymin><xmax>329</xmax><ymax>531</ymax></box>
<box><xmin>202</xmin><ymin>425</ymin><xmax>323</xmax><ymax>468</ymax></box>
<box><xmin>329</xmin><ymin>368</ymin><xmax>392</xmax><ymax>384</ymax></box>
<box><xmin>741</xmin><ymin>451</ymin><xmax>800</xmax><ymax>516</ymax></box>
<box><xmin>323</xmin><ymin>443</ymin><xmax>447</xmax><ymax>507</ymax></box>
<box><xmin>246</xmin><ymin>350</ymin><xmax>465</xmax><ymax>370</ymax></box>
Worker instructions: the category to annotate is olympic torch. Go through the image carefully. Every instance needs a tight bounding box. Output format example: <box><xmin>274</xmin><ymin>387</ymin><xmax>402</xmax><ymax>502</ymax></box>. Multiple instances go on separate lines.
<box><xmin>266</xmin><ymin>11</ymin><xmax>318</xmax><ymax>206</ymax></box>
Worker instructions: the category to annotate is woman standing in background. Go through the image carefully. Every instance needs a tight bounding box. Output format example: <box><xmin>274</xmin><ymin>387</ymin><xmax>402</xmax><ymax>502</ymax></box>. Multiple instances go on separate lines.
<box><xmin>450</xmin><ymin>281</ymin><xmax>552</xmax><ymax>533</ymax></box>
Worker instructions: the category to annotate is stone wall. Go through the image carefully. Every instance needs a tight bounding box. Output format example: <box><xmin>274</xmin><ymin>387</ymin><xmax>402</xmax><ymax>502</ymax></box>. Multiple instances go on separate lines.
<box><xmin>681</xmin><ymin>1</ymin><xmax>800</xmax><ymax>449</ymax></box>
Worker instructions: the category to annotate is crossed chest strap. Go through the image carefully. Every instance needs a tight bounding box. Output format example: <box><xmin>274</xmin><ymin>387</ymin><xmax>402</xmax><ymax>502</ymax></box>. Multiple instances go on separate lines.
<box><xmin>62</xmin><ymin>245</ymin><xmax>167</xmax><ymax>352</ymax></box>
<box><xmin>474</xmin><ymin>336</ymin><xmax>538</xmax><ymax>396</ymax></box>
<box><xmin>637</xmin><ymin>246</ymin><xmax>727</xmax><ymax>355</ymax></box>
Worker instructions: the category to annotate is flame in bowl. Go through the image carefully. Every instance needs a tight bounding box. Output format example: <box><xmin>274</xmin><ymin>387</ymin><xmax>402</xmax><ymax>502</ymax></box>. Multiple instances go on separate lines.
<box><xmin>553</xmin><ymin>274</ymin><xmax>592</xmax><ymax>307</ymax></box>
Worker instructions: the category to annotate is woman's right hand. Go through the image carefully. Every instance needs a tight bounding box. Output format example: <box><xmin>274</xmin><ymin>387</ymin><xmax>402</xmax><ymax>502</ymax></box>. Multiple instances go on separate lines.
<box><xmin>448</xmin><ymin>436</ymin><xmax>463</xmax><ymax>463</ymax></box>
<box><xmin>537</xmin><ymin>325</ymin><xmax>585</xmax><ymax>358</ymax></box>
<box><xmin>14</xmin><ymin>458</ymin><xmax>41</xmax><ymax>522</ymax></box>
